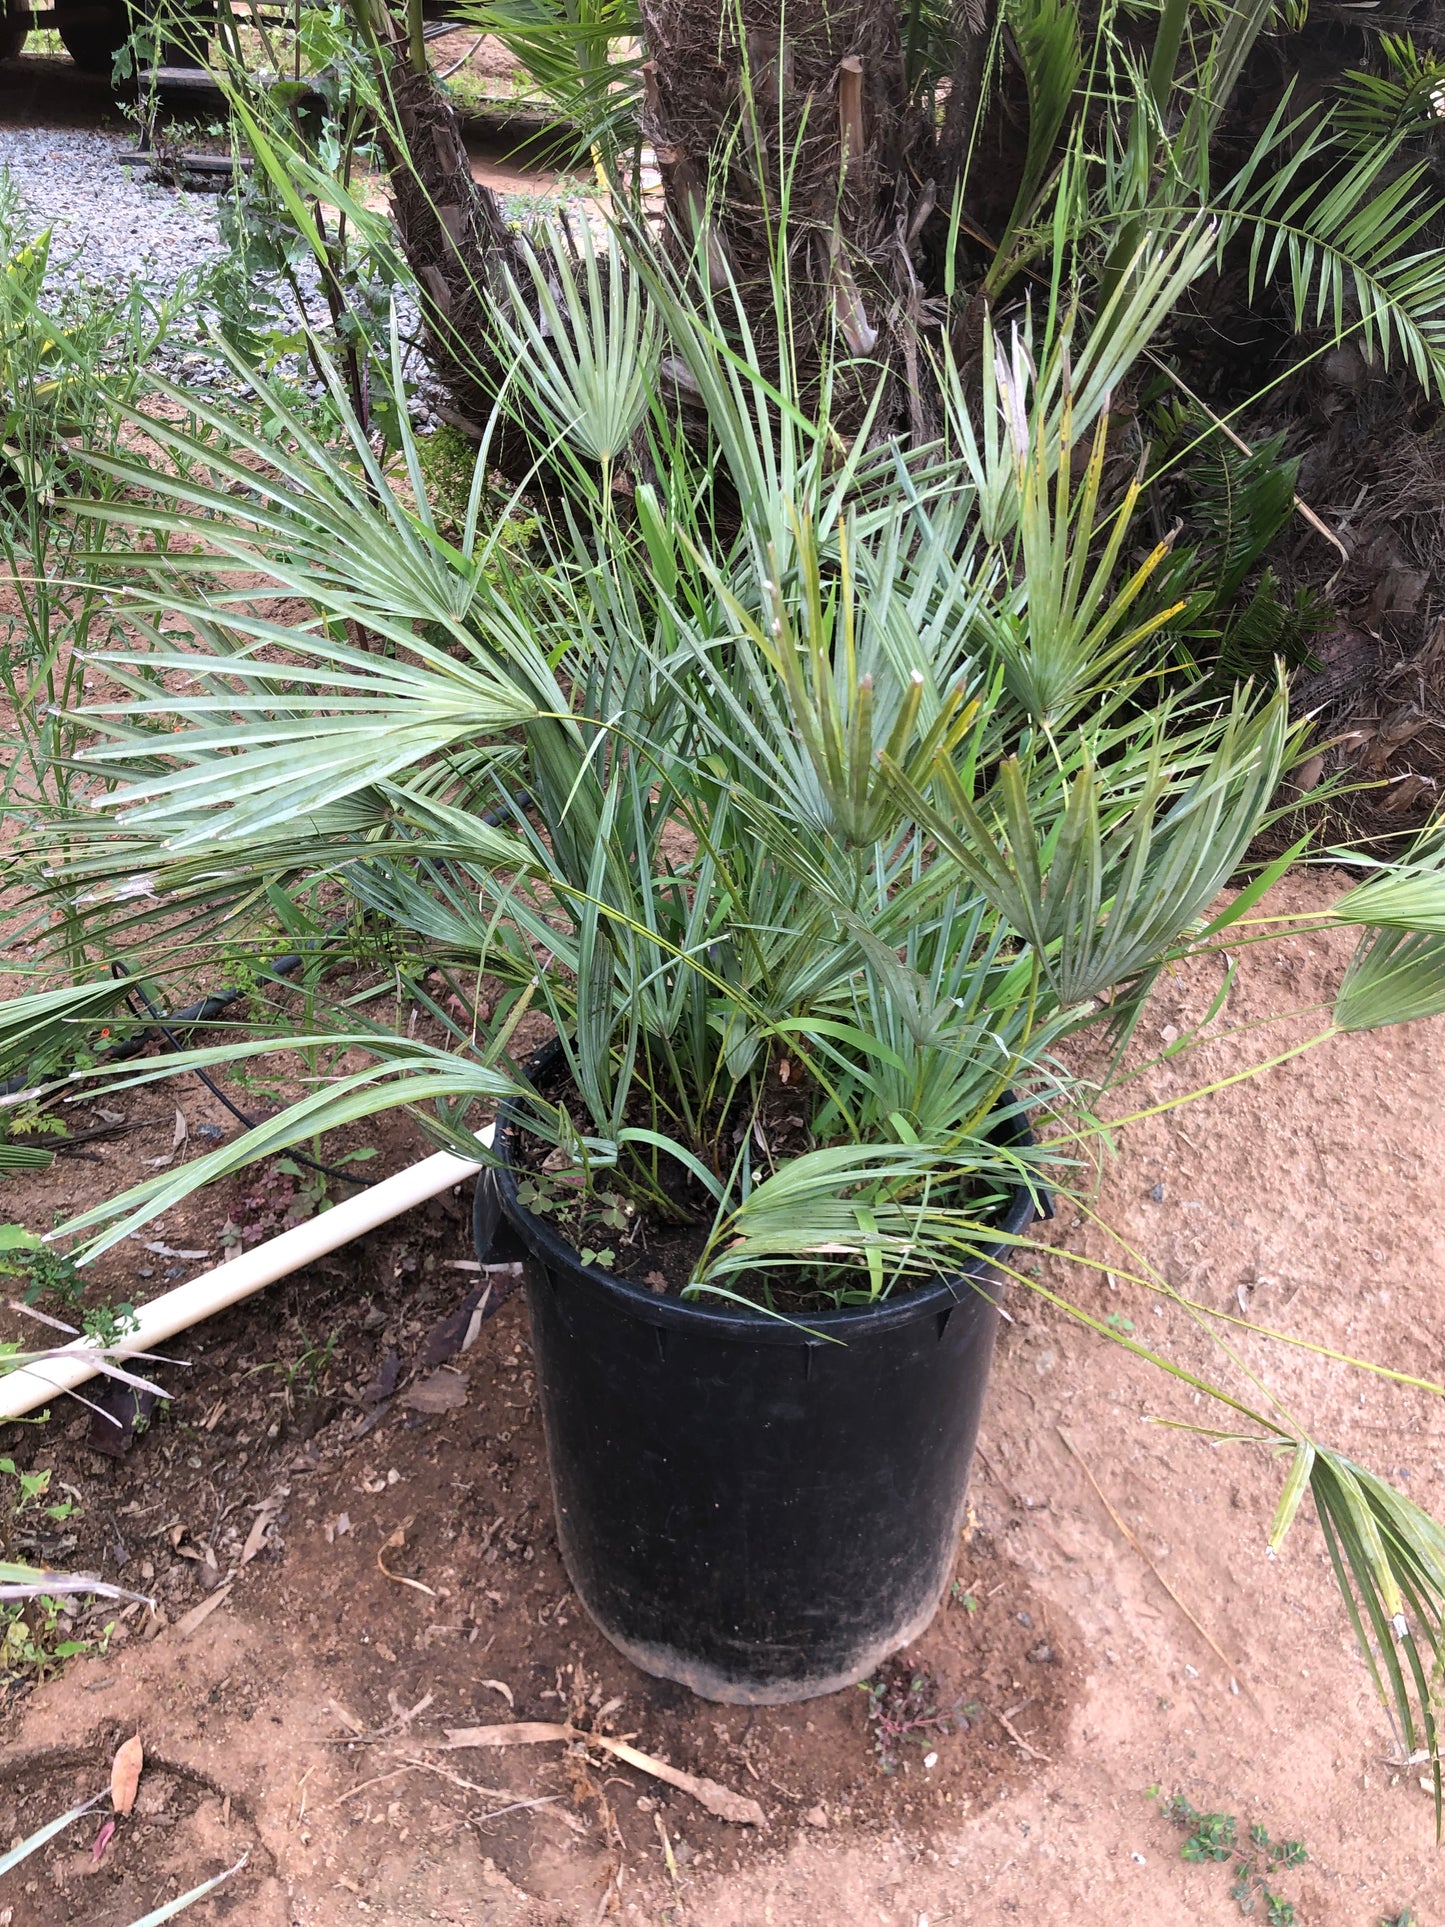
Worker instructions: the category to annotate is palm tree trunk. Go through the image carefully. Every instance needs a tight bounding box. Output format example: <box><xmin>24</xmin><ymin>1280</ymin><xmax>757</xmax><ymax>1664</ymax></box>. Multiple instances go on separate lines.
<box><xmin>356</xmin><ymin>0</ymin><xmax>1019</xmax><ymax>452</ymax></box>
<box><xmin>638</xmin><ymin>0</ymin><xmax>946</xmax><ymax>439</ymax></box>
<box><xmin>353</xmin><ymin>0</ymin><xmax>528</xmax><ymax>439</ymax></box>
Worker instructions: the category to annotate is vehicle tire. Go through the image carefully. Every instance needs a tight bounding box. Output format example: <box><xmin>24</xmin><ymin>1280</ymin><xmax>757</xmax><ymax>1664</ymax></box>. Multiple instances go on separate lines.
<box><xmin>0</xmin><ymin>0</ymin><xmax>31</xmax><ymax>57</ymax></box>
<box><xmin>54</xmin><ymin>0</ymin><xmax>131</xmax><ymax>72</ymax></box>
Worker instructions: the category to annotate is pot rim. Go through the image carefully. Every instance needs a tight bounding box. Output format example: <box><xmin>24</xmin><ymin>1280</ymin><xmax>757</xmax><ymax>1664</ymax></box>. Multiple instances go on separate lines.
<box><xmin>490</xmin><ymin>1080</ymin><xmax>1045</xmax><ymax>1347</ymax></box>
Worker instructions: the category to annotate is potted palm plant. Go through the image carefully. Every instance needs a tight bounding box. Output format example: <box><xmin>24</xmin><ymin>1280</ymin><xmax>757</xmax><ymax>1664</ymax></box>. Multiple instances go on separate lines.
<box><xmin>4</xmin><ymin>214</ymin><xmax>1445</xmax><ymax>1763</ymax></box>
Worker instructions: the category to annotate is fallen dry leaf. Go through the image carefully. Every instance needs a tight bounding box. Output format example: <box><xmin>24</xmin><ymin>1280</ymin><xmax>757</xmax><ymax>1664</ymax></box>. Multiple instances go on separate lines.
<box><xmin>598</xmin><ymin>1734</ymin><xmax>768</xmax><ymax>1826</ymax></box>
<box><xmin>87</xmin><ymin>1382</ymin><xmax>161</xmax><ymax>1459</ymax></box>
<box><xmin>239</xmin><ymin>1507</ymin><xmax>277</xmax><ymax>1568</ymax></box>
<box><xmin>417</xmin><ymin>1296</ymin><xmax>484</xmax><ymax>1370</ymax></box>
<box><xmin>239</xmin><ymin>1487</ymin><xmax>287</xmax><ymax>1568</ymax></box>
<box><xmin>359</xmin><ymin>1350</ymin><xmax>400</xmax><ymax>1405</ymax></box>
<box><xmin>173</xmin><ymin>1580</ymin><xmax>233</xmax><ymax>1639</ymax></box>
<box><xmin>110</xmin><ymin>1734</ymin><xmax>143</xmax><ymax>1814</ymax></box>
<box><xmin>400</xmin><ymin>1370</ymin><xmax>470</xmax><ymax>1414</ymax></box>
<box><xmin>442</xmin><ymin>1723</ymin><xmax>766</xmax><ymax>1825</ymax></box>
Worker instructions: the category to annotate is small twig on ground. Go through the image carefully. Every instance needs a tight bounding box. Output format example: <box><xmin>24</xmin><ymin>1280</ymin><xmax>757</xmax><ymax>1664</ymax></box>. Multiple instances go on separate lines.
<box><xmin>991</xmin><ymin>1703</ymin><xmax>1052</xmax><ymax>1762</ymax></box>
<box><xmin>593</xmin><ymin>1883</ymin><xmax>618</xmax><ymax>1922</ymax></box>
<box><xmin>321</xmin><ymin>1764</ymin><xmax>424</xmax><ymax>1808</ymax></box>
<box><xmin>398</xmin><ymin>1756</ymin><xmax>536</xmax><ymax>1802</ymax></box>
<box><xmin>654</xmin><ymin>1809</ymin><xmax>681</xmax><ymax>1892</ymax></box>
<box><xmin>322</xmin><ymin>1757</ymin><xmax>561</xmax><ymax>1826</ymax></box>
<box><xmin>441</xmin><ymin>1722</ymin><xmax>767</xmax><ymax>1825</ymax></box>
<box><xmin>377</xmin><ymin>1523</ymin><xmax>438</xmax><ymax>1597</ymax></box>
<box><xmin>1057</xmin><ymin>1426</ymin><xmax>1244</xmax><ymax>1686</ymax></box>
<box><xmin>315</xmin><ymin>1691</ymin><xmax>435</xmax><ymax>1746</ymax></box>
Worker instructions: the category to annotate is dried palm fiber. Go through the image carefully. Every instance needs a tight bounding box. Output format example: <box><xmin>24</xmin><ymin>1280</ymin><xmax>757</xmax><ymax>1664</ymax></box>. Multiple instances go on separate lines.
<box><xmin>365</xmin><ymin>8</ymin><xmax>531</xmax><ymax>440</ymax></box>
<box><xmin>637</xmin><ymin>0</ymin><xmax>950</xmax><ymax>442</ymax></box>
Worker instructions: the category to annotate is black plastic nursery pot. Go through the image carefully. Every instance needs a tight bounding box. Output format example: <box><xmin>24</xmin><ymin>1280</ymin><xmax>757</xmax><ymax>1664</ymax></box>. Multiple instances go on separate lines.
<box><xmin>478</xmin><ymin>1095</ymin><xmax>1042</xmax><ymax>1706</ymax></box>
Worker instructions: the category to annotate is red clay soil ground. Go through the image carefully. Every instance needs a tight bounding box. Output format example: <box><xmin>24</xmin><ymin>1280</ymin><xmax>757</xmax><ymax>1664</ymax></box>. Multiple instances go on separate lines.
<box><xmin>1</xmin><ymin>866</ymin><xmax>1443</xmax><ymax>1925</ymax></box>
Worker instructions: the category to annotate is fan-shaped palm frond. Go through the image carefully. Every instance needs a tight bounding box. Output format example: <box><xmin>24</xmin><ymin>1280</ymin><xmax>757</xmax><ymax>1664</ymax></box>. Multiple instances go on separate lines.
<box><xmin>491</xmin><ymin>218</ymin><xmax>659</xmax><ymax>470</ymax></box>
<box><xmin>885</xmin><ymin>686</ymin><xmax>1295</xmax><ymax>1006</ymax></box>
<box><xmin>1332</xmin><ymin>826</ymin><xmax>1445</xmax><ymax>934</ymax></box>
<box><xmin>1306</xmin><ymin>1448</ymin><xmax>1445</xmax><ymax>1820</ymax></box>
<box><xmin>1334</xmin><ymin>927</ymin><xmax>1445</xmax><ymax>1032</ymax></box>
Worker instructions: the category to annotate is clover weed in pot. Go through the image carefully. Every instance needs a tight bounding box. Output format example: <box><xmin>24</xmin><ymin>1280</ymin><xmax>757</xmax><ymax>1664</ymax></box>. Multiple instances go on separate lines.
<box><xmin>10</xmin><ymin>217</ymin><xmax>1445</xmax><ymax>1756</ymax></box>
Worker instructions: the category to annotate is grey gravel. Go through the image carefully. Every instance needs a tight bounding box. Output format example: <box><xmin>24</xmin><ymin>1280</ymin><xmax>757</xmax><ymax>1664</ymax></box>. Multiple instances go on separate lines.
<box><xmin>0</xmin><ymin>124</ymin><xmax>229</xmax><ymax>293</ymax></box>
<box><xmin>0</xmin><ymin>122</ymin><xmax>439</xmax><ymax>417</ymax></box>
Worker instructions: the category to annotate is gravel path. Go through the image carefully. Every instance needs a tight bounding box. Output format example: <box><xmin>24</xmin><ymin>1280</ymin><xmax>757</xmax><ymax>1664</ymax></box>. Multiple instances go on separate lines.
<box><xmin>0</xmin><ymin>124</ymin><xmax>229</xmax><ymax>296</ymax></box>
<box><xmin>0</xmin><ymin>121</ymin><xmax>440</xmax><ymax>420</ymax></box>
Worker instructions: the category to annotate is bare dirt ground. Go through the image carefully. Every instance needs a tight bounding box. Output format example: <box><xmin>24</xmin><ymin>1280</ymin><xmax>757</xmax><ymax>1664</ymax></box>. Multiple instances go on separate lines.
<box><xmin>1</xmin><ymin>866</ymin><xmax>1442</xmax><ymax>1926</ymax></box>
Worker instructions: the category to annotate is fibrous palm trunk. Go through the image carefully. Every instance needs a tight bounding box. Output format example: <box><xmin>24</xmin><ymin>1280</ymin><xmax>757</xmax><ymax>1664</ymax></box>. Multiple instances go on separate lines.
<box><xmin>359</xmin><ymin>3</ymin><xmax>530</xmax><ymax>437</ymax></box>
<box><xmin>637</xmin><ymin>0</ymin><xmax>944</xmax><ymax>438</ymax></box>
<box><xmin>363</xmin><ymin>0</ymin><xmax>1009</xmax><ymax>453</ymax></box>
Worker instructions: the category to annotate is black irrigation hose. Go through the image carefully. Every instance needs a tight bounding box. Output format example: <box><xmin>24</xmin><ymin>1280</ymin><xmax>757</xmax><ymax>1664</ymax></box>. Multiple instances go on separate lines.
<box><xmin>3</xmin><ymin>788</ymin><xmax>532</xmax><ymax>1119</ymax></box>
<box><xmin>0</xmin><ymin>944</ymin><xmax>309</xmax><ymax>1101</ymax></box>
<box><xmin>112</xmin><ymin>965</ymin><xmax>374</xmax><ymax>1191</ymax></box>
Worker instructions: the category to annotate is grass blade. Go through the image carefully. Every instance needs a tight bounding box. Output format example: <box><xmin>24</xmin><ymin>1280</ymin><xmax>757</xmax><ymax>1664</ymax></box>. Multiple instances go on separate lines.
<box><xmin>0</xmin><ymin>1791</ymin><xmax>104</xmax><ymax>1877</ymax></box>
<box><xmin>123</xmin><ymin>1853</ymin><xmax>249</xmax><ymax>1925</ymax></box>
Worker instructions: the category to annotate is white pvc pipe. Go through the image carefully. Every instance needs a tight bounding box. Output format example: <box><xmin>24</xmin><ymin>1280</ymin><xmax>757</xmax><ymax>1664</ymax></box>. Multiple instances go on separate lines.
<box><xmin>0</xmin><ymin>1129</ymin><xmax>493</xmax><ymax>1424</ymax></box>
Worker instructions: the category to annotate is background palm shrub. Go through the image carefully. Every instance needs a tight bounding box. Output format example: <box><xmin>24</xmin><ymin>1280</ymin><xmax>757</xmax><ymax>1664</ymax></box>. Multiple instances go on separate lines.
<box><xmin>322</xmin><ymin>0</ymin><xmax>1445</xmax><ymax>828</ymax></box>
<box><xmin>4</xmin><ymin>41</ymin><xmax>1445</xmax><ymax>1809</ymax></box>
<box><xmin>7</xmin><ymin>227</ymin><xmax>1443</xmax><ymax>1295</ymax></box>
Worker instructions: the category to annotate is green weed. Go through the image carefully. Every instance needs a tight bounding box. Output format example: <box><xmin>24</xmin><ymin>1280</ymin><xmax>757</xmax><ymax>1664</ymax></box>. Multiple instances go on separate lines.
<box><xmin>416</xmin><ymin>423</ymin><xmax>542</xmax><ymax>547</ymax></box>
<box><xmin>0</xmin><ymin>1235</ymin><xmax>138</xmax><ymax>1349</ymax></box>
<box><xmin>1162</xmin><ymin>1794</ymin><xmax>1307</xmax><ymax>1921</ymax></box>
<box><xmin>0</xmin><ymin>1464</ymin><xmax>108</xmax><ymax>1681</ymax></box>
<box><xmin>0</xmin><ymin>1458</ymin><xmax>73</xmax><ymax>1522</ymax></box>
<box><xmin>514</xmin><ymin>1176</ymin><xmax>632</xmax><ymax>1271</ymax></box>
<box><xmin>862</xmin><ymin>1658</ymin><xmax>973</xmax><ymax>1775</ymax></box>
<box><xmin>0</xmin><ymin>1595</ymin><xmax>111</xmax><ymax>1679</ymax></box>
<box><xmin>245</xmin><ymin>1325</ymin><xmax>340</xmax><ymax>1405</ymax></box>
